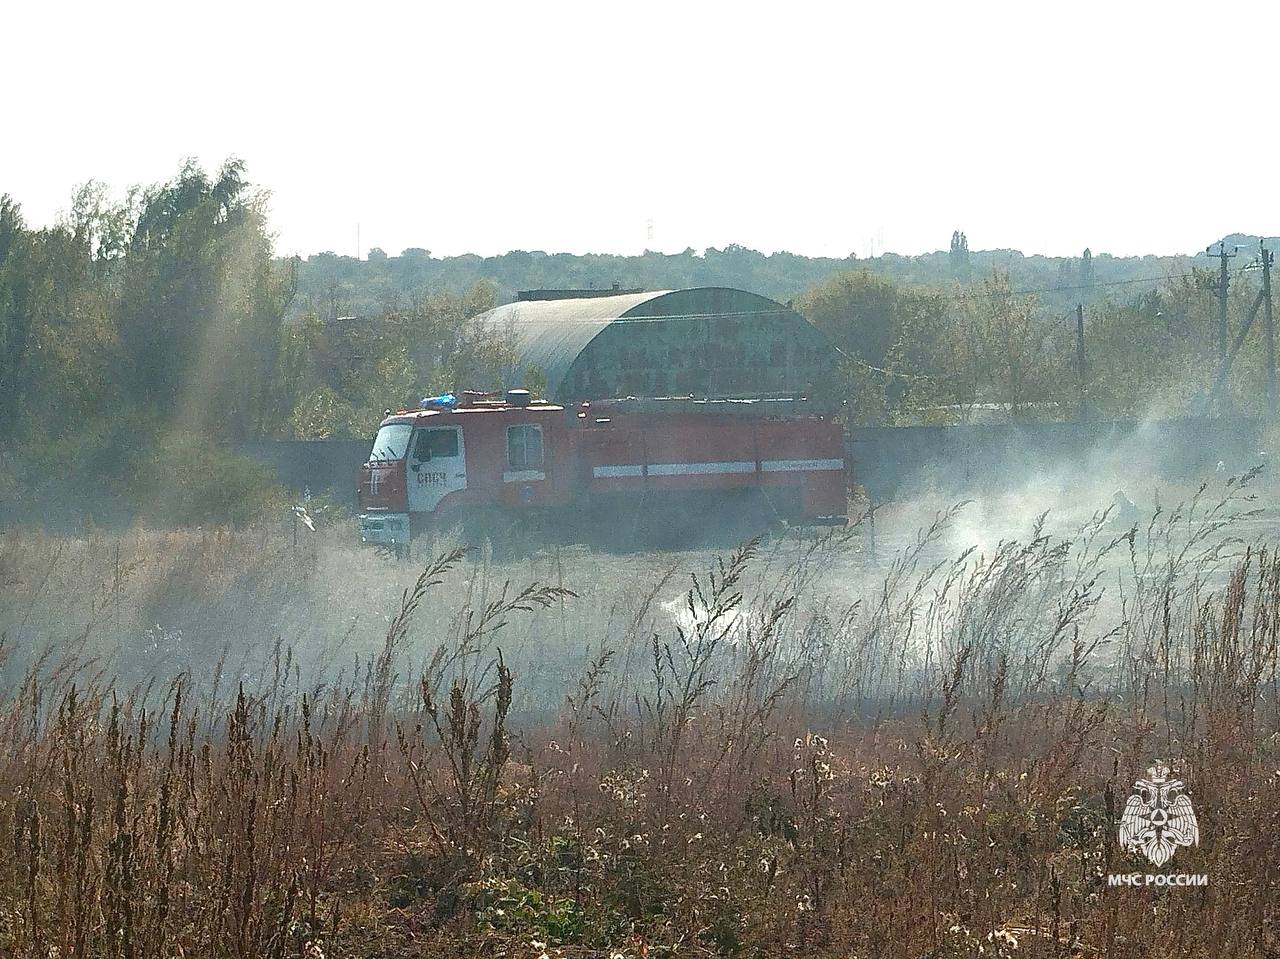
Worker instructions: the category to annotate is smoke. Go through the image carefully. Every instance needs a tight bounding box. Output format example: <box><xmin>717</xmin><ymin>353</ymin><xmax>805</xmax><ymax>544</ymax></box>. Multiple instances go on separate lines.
<box><xmin>868</xmin><ymin>413</ymin><xmax>1270</xmax><ymax>562</ymax></box>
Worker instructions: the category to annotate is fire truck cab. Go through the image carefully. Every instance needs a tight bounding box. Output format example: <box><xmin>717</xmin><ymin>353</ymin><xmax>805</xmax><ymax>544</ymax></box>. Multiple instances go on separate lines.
<box><xmin>358</xmin><ymin>391</ymin><xmax>567</xmax><ymax>547</ymax></box>
<box><xmin>358</xmin><ymin>390</ymin><xmax>847</xmax><ymax>549</ymax></box>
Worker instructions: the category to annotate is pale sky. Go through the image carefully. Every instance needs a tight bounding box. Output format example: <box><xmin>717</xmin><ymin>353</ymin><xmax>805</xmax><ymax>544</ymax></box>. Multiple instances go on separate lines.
<box><xmin>6</xmin><ymin>0</ymin><xmax>1277</xmax><ymax>260</ymax></box>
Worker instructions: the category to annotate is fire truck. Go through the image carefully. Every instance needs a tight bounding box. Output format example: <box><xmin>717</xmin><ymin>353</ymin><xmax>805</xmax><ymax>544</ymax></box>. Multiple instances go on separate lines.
<box><xmin>357</xmin><ymin>390</ymin><xmax>847</xmax><ymax>550</ymax></box>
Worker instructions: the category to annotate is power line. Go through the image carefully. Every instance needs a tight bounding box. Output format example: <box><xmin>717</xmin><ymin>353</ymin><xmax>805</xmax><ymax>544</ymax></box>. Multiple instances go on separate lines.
<box><xmin>932</xmin><ymin>270</ymin><xmax>1205</xmax><ymax>303</ymax></box>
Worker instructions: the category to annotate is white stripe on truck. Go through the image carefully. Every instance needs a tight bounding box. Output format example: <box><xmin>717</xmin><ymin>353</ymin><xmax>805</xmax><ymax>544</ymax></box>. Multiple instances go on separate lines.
<box><xmin>761</xmin><ymin>458</ymin><xmax>845</xmax><ymax>472</ymax></box>
<box><xmin>649</xmin><ymin>460</ymin><xmax>756</xmax><ymax>476</ymax></box>
<box><xmin>593</xmin><ymin>458</ymin><xmax>843</xmax><ymax>478</ymax></box>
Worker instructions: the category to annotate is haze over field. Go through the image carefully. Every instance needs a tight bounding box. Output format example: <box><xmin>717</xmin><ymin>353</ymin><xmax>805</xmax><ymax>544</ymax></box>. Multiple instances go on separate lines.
<box><xmin>7</xmin><ymin>0</ymin><xmax>1279</xmax><ymax>260</ymax></box>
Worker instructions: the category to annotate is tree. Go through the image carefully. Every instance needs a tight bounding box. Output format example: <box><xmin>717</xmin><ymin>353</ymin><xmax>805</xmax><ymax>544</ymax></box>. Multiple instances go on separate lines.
<box><xmin>0</xmin><ymin>196</ymin><xmax>34</xmax><ymax>440</ymax></box>
<box><xmin>957</xmin><ymin>270</ymin><xmax>1066</xmax><ymax>418</ymax></box>
<box><xmin>949</xmin><ymin>230</ymin><xmax>971</xmax><ymax>279</ymax></box>
<box><xmin>283</xmin><ymin>280</ymin><xmax>516</xmax><ymax>438</ymax></box>
<box><xmin>795</xmin><ymin>270</ymin><xmax>962</xmax><ymax>424</ymax></box>
<box><xmin>113</xmin><ymin>158</ymin><xmax>296</xmax><ymax>439</ymax></box>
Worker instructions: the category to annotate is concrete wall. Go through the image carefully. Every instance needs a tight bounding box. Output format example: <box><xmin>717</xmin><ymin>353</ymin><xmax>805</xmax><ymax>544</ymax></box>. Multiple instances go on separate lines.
<box><xmin>243</xmin><ymin>418</ymin><xmax>1267</xmax><ymax>507</ymax></box>
<box><xmin>240</xmin><ymin>440</ymin><xmax>370</xmax><ymax>505</ymax></box>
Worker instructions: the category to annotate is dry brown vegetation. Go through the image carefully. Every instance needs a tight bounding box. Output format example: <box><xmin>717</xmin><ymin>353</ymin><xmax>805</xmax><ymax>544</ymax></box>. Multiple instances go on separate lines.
<box><xmin>1</xmin><ymin>476</ymin><xmax>1279</xmax><ymax>958</ymax></box>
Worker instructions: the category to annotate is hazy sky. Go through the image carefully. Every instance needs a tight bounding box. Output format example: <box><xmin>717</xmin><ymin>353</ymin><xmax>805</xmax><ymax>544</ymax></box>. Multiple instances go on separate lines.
<box><xmin>6</xmin><ymin>0</ymin><xmax>1277</xmax><ymax>260</ymax></box>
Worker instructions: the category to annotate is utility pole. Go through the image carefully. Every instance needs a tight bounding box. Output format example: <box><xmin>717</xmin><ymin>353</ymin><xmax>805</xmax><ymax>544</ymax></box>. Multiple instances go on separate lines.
<box><xmin>1075</xmin><ymin>303</ymin><xmax>1089</xmax><ymax>421</ymax></box>
<box><xmin>1262</xmin><ymin>240</ymin><xmax>1276</xmax><ymax>419</ymax></box>
<box><xmin>1208</xmin><ymin>242</ymin><xmax>1238</xmax><ymax>370</ymax></box>
<box><xmin>1205</xmin><ymin>287</ymin><xmax>1265</xmax><ymax>412</ymax></box>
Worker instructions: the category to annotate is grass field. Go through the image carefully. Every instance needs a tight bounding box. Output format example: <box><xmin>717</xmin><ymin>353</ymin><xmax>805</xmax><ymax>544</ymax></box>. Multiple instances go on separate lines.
<box><xmin>1</xmin><ymin>473</ymin><xmax>1278</xmax><ymax>957</ymax></box>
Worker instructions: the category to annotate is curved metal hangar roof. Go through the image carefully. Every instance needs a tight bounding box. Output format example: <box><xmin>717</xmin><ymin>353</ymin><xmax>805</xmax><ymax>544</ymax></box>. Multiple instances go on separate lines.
<box><xmin>472</xmin><ymin>287</ymin><xmax>837</xmax><ymax>407</ymax></box>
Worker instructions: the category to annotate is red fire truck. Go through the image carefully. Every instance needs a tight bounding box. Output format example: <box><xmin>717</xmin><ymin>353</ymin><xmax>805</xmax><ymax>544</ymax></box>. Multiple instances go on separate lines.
<box><xmin>357</xmin><ymin>390</ymin><xmax>847</xmax><ymax>550</ymax></box>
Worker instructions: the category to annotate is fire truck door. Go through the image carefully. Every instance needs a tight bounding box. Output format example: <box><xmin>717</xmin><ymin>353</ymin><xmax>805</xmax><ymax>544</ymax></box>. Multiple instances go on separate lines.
<box><xmin>407</xmin><ymin>426</ymin><xmax>467</xmax><ymax>513</ymax></box>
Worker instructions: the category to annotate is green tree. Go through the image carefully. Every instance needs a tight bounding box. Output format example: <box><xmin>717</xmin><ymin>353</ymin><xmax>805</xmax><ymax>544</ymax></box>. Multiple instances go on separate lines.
<box><xmin>959</xmin><ymin>270</ymin><xmax>1060</xmax><ymax>417</ymax></box>
<box><xmin>949</xmin><ymin>230</ymin><xmax>970</xmax><ymax>279</ymax></box>
<box><xmin>0</xmin><ymin>196</ymin><xmax>35</xmax><ymax>439</ymax></box>
<box><xmin>113</xmin><ymin>158</ymin><xmax>296</xmax><ymax>439</ymax></box>
<box><xmin>796</xmin><ymin>270</ymin><xmax>962</xmax><ymax>424</ymax></box>
<box><xmin>283</xmin><ymin>280</ymin><xmax>516</xmax><ymax>438</ymax></box>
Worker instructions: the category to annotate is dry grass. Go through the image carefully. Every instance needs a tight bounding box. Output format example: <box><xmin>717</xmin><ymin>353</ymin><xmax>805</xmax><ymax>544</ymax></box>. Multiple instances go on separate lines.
<box><xmin>0</xmin><ymin>475</ymin><xmax>1278</xmax><ymax>957</ymax></box>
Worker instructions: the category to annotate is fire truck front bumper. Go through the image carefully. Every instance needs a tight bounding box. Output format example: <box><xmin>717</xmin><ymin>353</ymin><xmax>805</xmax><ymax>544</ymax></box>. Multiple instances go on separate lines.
<box><xmin>359</xmin><ymin>512</ymin><xmax>410</xmax><ymax>547</ymax></box>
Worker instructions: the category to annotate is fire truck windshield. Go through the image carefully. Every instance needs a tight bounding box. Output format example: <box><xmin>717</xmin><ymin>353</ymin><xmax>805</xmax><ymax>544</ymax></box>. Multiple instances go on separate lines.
<box><xmin>369</xmin><ymin>424</ymin><xmax>413</xmax><ymax>461</ymax></box>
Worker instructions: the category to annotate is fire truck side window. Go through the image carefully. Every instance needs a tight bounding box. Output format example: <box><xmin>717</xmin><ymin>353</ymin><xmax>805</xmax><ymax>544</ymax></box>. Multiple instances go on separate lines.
<box><xmin>506</xmin><ymin>425</ymin><xmax>544</xmax><ymax>471</ymax></box>
<box><xmin>413</xmin><ymin>428</ymin><xmax>459</xmax><ymax>461</ymax></box>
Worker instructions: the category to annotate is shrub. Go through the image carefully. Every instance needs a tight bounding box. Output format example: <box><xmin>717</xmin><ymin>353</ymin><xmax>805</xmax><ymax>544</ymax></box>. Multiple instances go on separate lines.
<box><xmin>129</xmin><ymin>432</ymin><xmax>285</xmax><ymax>527</ymax></box>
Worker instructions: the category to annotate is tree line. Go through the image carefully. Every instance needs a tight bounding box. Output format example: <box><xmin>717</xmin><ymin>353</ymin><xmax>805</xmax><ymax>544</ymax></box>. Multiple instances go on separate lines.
<box><xmin>296</xmin><ymin>238</ymin><xmax>1199</xmax><ymax>321</ymax></box>
<box><xmin>798</xmin><ymin>264</ymin><xmax>1269</xmax><ymax>425</ymax></box>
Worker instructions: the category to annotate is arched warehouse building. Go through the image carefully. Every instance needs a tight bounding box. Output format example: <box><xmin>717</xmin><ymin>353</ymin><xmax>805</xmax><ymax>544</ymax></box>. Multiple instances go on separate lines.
<box><xmin>474</xmin><ymin>287</ymin><xmax>840</xmax><ymax>408</ymax></box>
